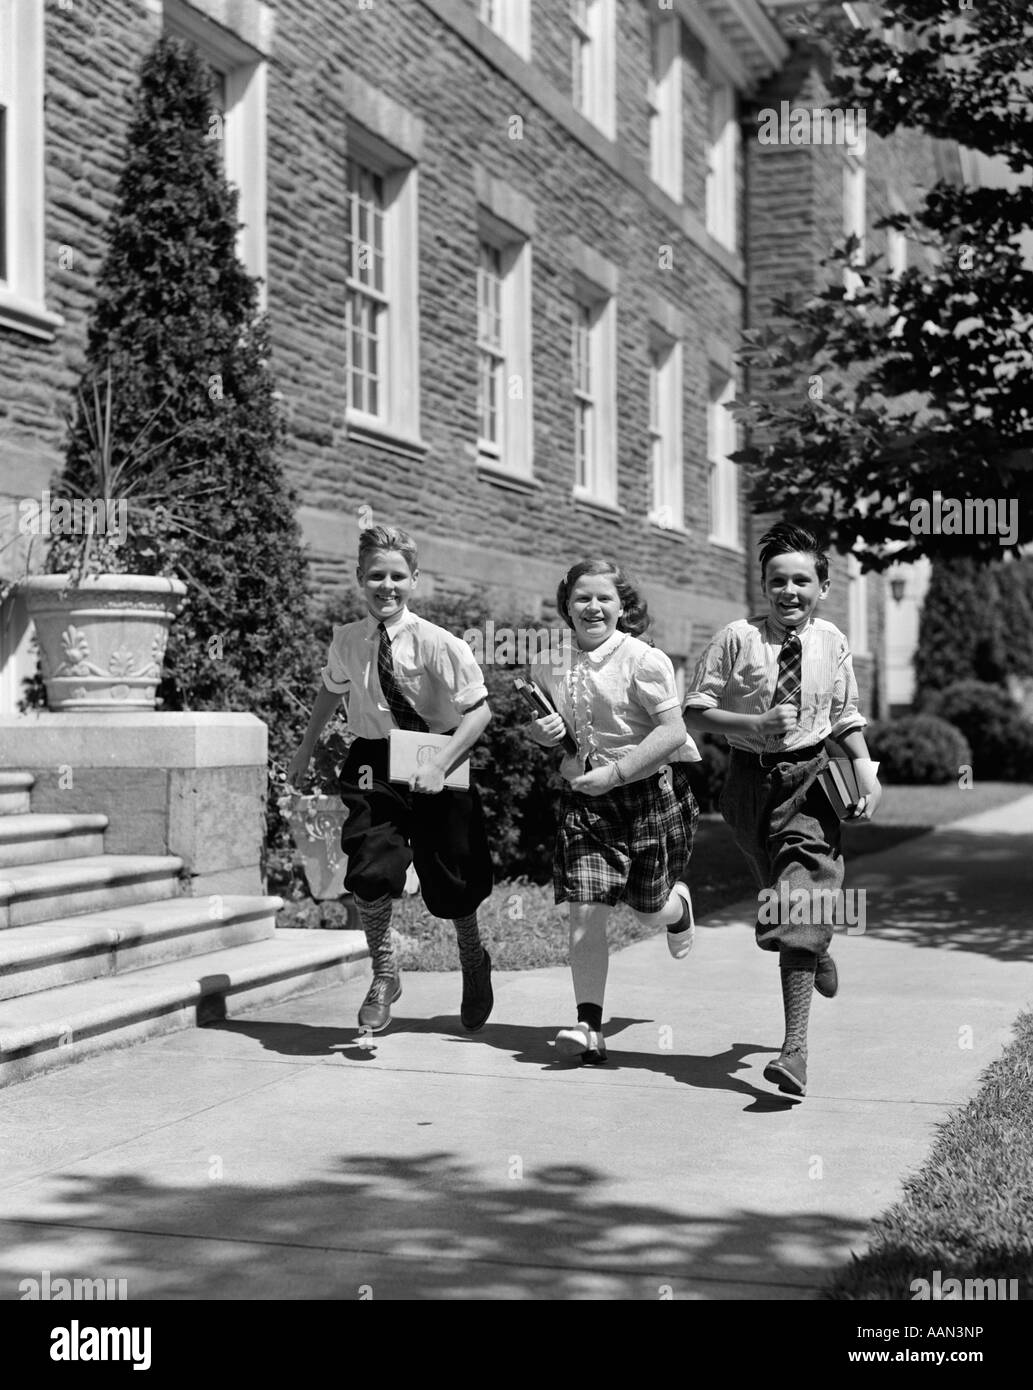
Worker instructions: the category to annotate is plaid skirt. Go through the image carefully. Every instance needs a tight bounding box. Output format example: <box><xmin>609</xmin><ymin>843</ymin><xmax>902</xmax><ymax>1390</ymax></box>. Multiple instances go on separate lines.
<box><xmin>553</xmin><ymin>764</ymin><xmax>699</xmax><ymax>913</ymax></box>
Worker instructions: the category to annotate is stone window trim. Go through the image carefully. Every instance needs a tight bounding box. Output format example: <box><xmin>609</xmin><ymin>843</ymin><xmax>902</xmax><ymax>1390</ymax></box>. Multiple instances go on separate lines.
<box><xmin>0</xmin><ymin>0</ymin><xmax>62</xmax><ymax>340</ymax></box>
<box><xmin>344</xmin><ymin>124</ymin><xmax>423</xmax><ymax>454</ymax></box>
<box><xmin>477</xmin><ymin>0</ymin><xmax>530</xmax><ymax>61</ymax></box>
<box><xmin>571</xmin><ymin>0</ymin><xmax>616</xmax><ymax>142</ymax></box>
<box><xmin>162</xmin><ymin>0</ymin><xmax>270</xmax><ymax>299</ymax></box>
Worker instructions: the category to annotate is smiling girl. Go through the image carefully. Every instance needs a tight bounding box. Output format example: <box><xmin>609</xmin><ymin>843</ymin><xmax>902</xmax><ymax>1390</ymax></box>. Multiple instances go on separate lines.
<box><xmin>527</xmin><ymin>558</ymin><xmax>701</xmax><ymax>1064</ymax></box>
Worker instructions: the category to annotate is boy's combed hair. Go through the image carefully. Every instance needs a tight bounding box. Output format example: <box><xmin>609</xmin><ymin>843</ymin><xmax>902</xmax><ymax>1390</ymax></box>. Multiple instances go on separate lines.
<box><xmin>556</xmin><ymin>558</ymin><xmax>652</xmax><ymax>640</ymax></box>
<box><xmin>357</xmin><ymin>524</ymin><xmax>419</xmax><ymax>576</ymax></box>
<box><xmin>758</xmin><ymin>522</ymin><xmax>829</xmax><ymax>584</ymax></box>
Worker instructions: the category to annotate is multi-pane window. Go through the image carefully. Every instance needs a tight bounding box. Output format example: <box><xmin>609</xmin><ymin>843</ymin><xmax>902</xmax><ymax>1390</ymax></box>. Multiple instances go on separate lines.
<box><xmin>649</xmin><ymin>16</ymin><xmax>682</xmax><ymax>202</ymax></box>
<box><xmin>708</xmin><ymin>372</ymin><xmax>740</xmax><ymax>548</ymax></box>
<box><xmin>346</xmin><ymin>157</ymin><xmax>386</xmax><ymax>419</ymax></box>
<box><xmin>477</xmin><ymin>241</ymin><xmax>504</xmax><ymax>454</ymax></box>
<box><xmin>649</xmin><ymin>336</ymin><xmax>683</xmax><ymax>529</ymax></box>
<box><xmin>572</xmin><ymin>302</ymin><xmax>593</xmax><ymax>492</ymax></box>
<box><xmin>843</xmin><ymin>157</ymin><xmax>867</xmax><ymax>298</ymax></box>
<box><xmin>478</xmin><ymin>0</ymin><xmax>530</xmax><ymax>56</ymax></box>
<box><xmin>570</xmin><ymin>0</ymin><xmax>615</xmax><ymax>137</ymax></box>
<box><xmin>572</xmin><ymin>284</ymin><xmax>616</xmax><ymax>504</ymax></box>
<box><xmin>705</xmin><ymin>76</ymin><xmax>739</xmax><ymax>251</ymax></box>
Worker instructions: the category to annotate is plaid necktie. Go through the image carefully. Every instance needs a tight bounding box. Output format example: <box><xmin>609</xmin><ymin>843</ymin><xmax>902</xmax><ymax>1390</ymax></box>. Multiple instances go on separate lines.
<box><xmin>377</xmin><ymin>622</ymin><xmax>429</xmax><ymax>732</ymax></box>
<box><xmin>772</xmin><ymin>629</ymin><xmax>803</xmax><ymax>711</ymax></box>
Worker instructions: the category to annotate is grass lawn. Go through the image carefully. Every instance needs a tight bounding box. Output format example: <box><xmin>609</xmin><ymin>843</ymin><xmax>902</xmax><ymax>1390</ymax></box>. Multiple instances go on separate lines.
<box><xmin>277</xmin><ymin>781</ymin><xmax>1032</xmax><ymax>972</ymax></box>
<box><xmin>827</xmin><ymin>1008</ymin><xmax>1033</xmax><ymax>1300</ymax></box>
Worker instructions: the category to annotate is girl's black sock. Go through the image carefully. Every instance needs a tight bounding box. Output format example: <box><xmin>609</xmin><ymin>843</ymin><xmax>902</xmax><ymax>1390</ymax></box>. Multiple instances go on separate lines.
<box><xmin>577</xmin><ymin>1002</ymin><xmax>603</xmax><ymax>1031</ymax></box>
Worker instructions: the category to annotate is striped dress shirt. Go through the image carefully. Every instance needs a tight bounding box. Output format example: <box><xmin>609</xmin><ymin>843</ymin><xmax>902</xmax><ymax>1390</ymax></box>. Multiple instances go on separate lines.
<box><xmin>684</xmin><ymin>614</ymin><xmax>867</xmax><ymax>754</ymax></box>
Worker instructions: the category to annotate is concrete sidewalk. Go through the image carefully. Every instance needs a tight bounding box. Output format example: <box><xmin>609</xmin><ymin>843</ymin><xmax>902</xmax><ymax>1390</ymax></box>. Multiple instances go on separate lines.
<box><xmin>1</xmin><ymin>794</ymin><xmax>1031</xmax><ymax>1301</ymax></box>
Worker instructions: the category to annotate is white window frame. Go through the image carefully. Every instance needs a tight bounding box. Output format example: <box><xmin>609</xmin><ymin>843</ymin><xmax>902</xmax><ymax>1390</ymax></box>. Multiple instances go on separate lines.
<box><xmin>476</xmin><ymin>213</ymin><xmax>534</xmax><ymax>478</ymax></box>
<box><xmin>707</xmin><ymin>371</ymin><xmax>741</xmax><ymax>549</ymax></box>
<box><xmin>843</xmin><ymin>154</ymin><xmax>867</xmax><ymax>299</ymax></box>
<box><xmin>572</xmin><ymin>280</ymin><xmax>617</xmax><ymax>507</ymax></box>
<box><xmin>571</xmin><ymin>0</ymin><xmax>616</xmax><ymax>140</ymax></box>
<box><xmin>0</xmin><ymin>0</ymin><xmax>59</xmax><ymax>339</ymax></box>
<box><xmin>648</xmin><ymin>331</ymin><xmax>683</xmax><ymax>531</ymax></box>
<box><xmin>163</xmin><ymin>0</ymin><xmax>268</xmax><ymax>297</ymax></box>
<box><xmin>345</xmin><ymin>128</ymin><xmax>421</xmax><ymax>451</ymax></box>
<box><xmin>847</xmin><ymin>552</ymin><xmax>870</xmax><ymax>656</ymax></box>
<box><xmin>478</xmin><ymin>0</ymin><xmax>531</xmax><ymax>60</ymax></box>
<box><xmin>649</xmin><ymin>13</ymin><xmax>682</xmax><ymax>203</ymax></box>
<box><xmin>705</xmin><ymin>72</ymin><xmax>739</xmax><ymax>252</ymax></box>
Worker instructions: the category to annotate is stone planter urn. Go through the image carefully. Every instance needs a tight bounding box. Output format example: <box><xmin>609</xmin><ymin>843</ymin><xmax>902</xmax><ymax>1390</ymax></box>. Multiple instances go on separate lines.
<box><xmin>287</xmin><ymin>792</ymin><xmax>350</xmax><ymax>901</ymax></box>
<box><xmin>23</xmin><ymin>574</ymin><xmax>186</xmax><ymax>712</ymax></box>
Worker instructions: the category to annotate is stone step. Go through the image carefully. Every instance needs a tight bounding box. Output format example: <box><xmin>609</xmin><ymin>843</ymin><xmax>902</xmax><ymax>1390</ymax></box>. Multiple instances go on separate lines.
<box><xmin>0</xmin><ymin>929</ymin><xmax>370</xmax><ymax>1088</ymax></box>
<box><xmin>0</xmin><ymin>855</ymin><xmax>183</xmax><ymax>929</ymax></box>
<box><xmin>0</xmin><ymin>896</ymin><xmax>281</xmax><ymax>1001</ymax></box>
<box><xmin>0</xmin><ymin>772</ymin><xmax>34</xmax><ymax>816</ymax></box>
<box><xmin>0</xmin><ymin>812</ymin><xmax>108</xmax><ymax>867</ymax></box>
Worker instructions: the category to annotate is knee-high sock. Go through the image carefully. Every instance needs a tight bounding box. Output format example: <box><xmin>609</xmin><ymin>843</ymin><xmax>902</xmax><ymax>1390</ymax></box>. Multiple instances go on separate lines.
<box><xmin>569</xmin><ymin>903</ymin><xmax>611</xmax><ymax>1014</ymax></box>
<box><xmin>356</xmin><ymin>894</ymin><xmax>395</xmax><ymax>977</ymax></box>
<box><xmin>452</xmin><ymin>913</ymin><xmax>484</xmax><ymax>971</ymax></box>
<box><xmin>779</xmin><ymin>947</ymin><xmax>816</xmax><ymax>1055</ymax></box>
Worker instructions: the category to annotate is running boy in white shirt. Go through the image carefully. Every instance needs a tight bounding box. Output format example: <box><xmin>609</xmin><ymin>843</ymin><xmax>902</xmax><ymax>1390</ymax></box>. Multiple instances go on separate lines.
<box><xmin>289</xmin><ymin>525</ymin><xmax>494</xmax><ymax>1034</ymax></box>
<box><xmin>683</xmin><ymin>523</ymin><xmax>881</xmax><ymax>1097</ymax></box>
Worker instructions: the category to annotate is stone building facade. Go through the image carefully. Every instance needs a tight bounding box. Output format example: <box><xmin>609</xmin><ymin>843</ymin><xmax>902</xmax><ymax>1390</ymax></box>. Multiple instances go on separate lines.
<box><xmin>0</xmin><ymin>0</ymin><xmax>964</xmax><ymax>715</ymax></box>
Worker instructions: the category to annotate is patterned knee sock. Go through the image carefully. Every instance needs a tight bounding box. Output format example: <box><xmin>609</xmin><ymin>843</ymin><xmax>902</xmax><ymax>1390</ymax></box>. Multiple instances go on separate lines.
<box><xmin>779</xmin><ymin>948</ymin><xmax>816</xmax><ymax>1056</ymax></box>
<box><xmin>356</xmin><ymin>894</ymin><xmax>396</xmax><ymax>977</ymax></box>
<box><xmin>452</xmin><ymin>913</ymin><xmax>485</xmax><ymax>971</ymax></box>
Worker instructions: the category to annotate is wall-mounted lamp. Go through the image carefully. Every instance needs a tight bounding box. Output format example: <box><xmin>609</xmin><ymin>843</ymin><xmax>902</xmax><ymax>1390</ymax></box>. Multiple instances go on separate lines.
<box><xmin>889</xmin><ymin>576</ymin><xmax>906</xmax><ymax>604</ymax></box>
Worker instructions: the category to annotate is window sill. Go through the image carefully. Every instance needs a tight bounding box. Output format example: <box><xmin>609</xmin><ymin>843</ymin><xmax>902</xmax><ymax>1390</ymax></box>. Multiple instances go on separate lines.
<box><xmin>707</xmin><ymin>535</ymin><xmax>745</xmax><ymax>554</ymax></box>
<box><xmin>477</xmin><ymin>459</ymin><xmax>541</xmax><ymax>493</ymax></box>
<box><xmin>0</xmin><ymin>289</ymin><xmax>64</xmax><ymax>341</ymax></box>
<box><xmin>573</xmin><ymin>489</ymin><xmax>625</xmax><ymax>520</ymax></box>
<box><xmin>346</xmin><ymin>415</ymin><xmax>428</xmax><ymax>461</ymax></box>
<box><xmin>648</xmin><ymin>518</ymin><xmax>690</xmax><ymax>538</ymax></box>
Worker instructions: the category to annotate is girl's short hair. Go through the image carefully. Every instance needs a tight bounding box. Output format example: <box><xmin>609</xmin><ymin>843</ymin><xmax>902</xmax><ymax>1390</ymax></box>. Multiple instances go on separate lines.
<box><xmin>758</xmin><ymin>522</ymin><xmax>829</xmax><ymax>584</ymax></box>
<box><xmin>357</xmin><ymin>524</ymin><xmax>419</xmax><ymax>577</ymax></box>
<box><xmin>556</xmin><ymin>558</ymin><xmax>651</xmax><ymax>639</ymax></box>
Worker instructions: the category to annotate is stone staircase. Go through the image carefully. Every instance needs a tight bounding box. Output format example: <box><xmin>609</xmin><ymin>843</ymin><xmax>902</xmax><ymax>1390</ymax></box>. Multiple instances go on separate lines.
<box><xmin>0</xmin><ymin>770</ymin><xmax>368</xmax><ymax>1088</ymax></box>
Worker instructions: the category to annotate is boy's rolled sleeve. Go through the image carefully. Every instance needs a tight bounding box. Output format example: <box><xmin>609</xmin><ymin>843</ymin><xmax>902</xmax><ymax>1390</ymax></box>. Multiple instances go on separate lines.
<box><xmin>829</xmin><ymin>637</ymin><xmax>867</xmax><ymax>739</ymax></box>
<box><xmin>683</xmin><ymin>628</ymin><xmax>734</xmax><ymax>711</ymax></box>
<box><xmin>320</xmin><ymin>626</ymin><xmax>351</xmax><ymax>695</ymax></box>
<box><xmin>436</xmin><ymin>633</ymin><xmax>489</xmax><ymax>713</ymax></box>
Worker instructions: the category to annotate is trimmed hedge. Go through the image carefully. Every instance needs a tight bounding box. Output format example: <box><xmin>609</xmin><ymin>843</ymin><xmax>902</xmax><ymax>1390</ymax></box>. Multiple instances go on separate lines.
<box><xmin>924</xmin><ymin>679</ymin><xmax>1033</xmax><ymax>781</ymax></box>
<box><xmin>865</xmin><ymin>715</ymin><xmax>971</xmax><ymax>785</ymax></box>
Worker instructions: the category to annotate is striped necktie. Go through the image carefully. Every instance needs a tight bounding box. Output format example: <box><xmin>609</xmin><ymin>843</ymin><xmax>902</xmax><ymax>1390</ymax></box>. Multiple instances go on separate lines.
<box><xmin>772</xmin><ymin>629</ymin><xmax>803</xmax><ymax>711</ymax></box>
<box><xmin>377</xmin><ymin>622</ymin><xmax>429</xmax><ymax>732</ymax></box>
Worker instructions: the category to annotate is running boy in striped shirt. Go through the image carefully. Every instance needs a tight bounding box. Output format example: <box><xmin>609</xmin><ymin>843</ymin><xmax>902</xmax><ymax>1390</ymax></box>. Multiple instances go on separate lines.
<box><xmin>683</xmin><ymin>523</ymin><xmax>881</xmax><ymax>1097</ymax></box>
<box><xmin>289</xmin><ymin>525</ymin><xmax>494</xmax><ymax>1035</ymax></box>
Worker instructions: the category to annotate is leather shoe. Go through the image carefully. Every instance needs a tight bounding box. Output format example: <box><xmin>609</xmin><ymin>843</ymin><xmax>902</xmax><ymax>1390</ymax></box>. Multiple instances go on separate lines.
<box><xmin>461</xmin><ymin>949</ymin><xmax>494</xmax><ymax>1032</ymax></box>
<box><xmin>667</xmin><ymin>882</ymin><xmax>695</xmax><ymax>959</ymax></box>
<box><xmin>763</xmin><ymin>1048</ymin><xmax>807</xmax><ymax>1096</ymax></box>
<box><xmin>814</xmin><ymin>952</ymin><xmax>839</xmax><ymax>998</ymax></box>
<box><xmin>357</xmin><ymin>974</ymin><xmax>402</xmax><ymax>1032</ymax></box>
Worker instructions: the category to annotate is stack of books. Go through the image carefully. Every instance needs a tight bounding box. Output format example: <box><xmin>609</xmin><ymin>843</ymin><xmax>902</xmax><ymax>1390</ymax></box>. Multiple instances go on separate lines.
<box><xmin>817</xmin><ymin>757</ymin><xmax>879</xmax><ymax>819</ymax></box>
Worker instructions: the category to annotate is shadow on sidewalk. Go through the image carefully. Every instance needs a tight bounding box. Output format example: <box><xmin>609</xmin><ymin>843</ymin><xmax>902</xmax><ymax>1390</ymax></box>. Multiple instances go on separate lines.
<box><xmin>211</xmin><ymin>1017</ymin><xmax>794</xmax><ymax>1111</ymax></box>
<box><xmin>0</xmin><ymin>1155</ymin><xmax>866</xmax><ymax>1299</ymax></box>
<box><xmin>844</xmin><ymin>825</ymin><xmax>1033</xmax><ymax>964</ymax></box>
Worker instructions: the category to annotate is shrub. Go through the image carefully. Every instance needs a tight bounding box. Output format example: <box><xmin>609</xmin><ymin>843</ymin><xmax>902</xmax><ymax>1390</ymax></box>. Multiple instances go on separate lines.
<box><xmin>915</xmin><ymin>557</ymin><xmax>1033</xmax><ymax>704</ymax></box>
<box><xmin>684</xmin><ymin>732</ymin><xmax>729</xmax><ymax>813</ymax></box>
<box><xmin>923</xmin><ymin>679</ymin><xmax>1033</xmax><ymax>780</ymax></box>
<box><xmin>865</xmin><ymin>715</ymin><xmax>971</xmax><ymax>785</ymax></box>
